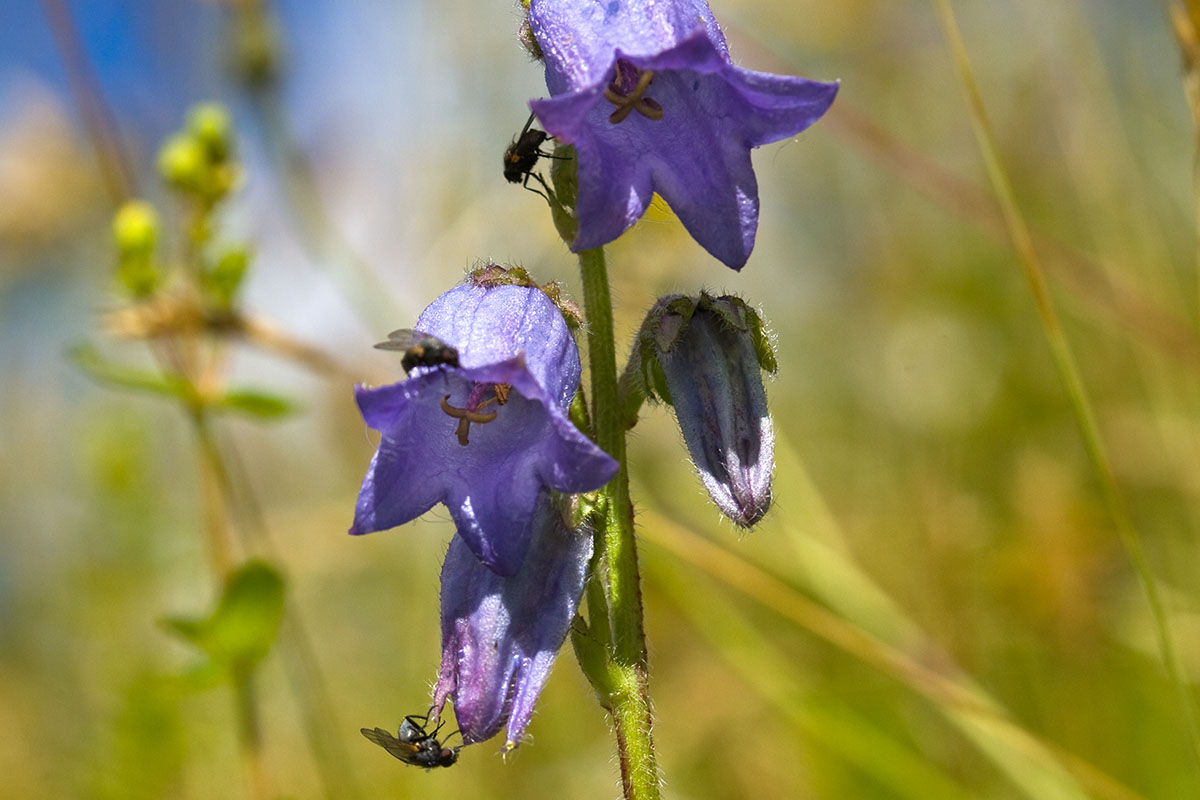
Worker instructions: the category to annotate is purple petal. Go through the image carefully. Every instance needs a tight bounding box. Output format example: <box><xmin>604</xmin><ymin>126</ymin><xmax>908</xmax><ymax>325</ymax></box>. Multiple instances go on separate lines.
<box><xmin>567</xmin><ymin>128</ymin><xmax>655</xmax><ymax>253</ymax></box>
<box><xmin>416</xmin><ymin>284</ymin><xmax>582</xmax><ymax>409</ymax></box>
<box><xmin>547</xmin><ymin>62</ymin><xmax>761</xmax><ymax>268</ymax></box>
<box><xmin>540</xmin><ymin>410</ymin><xmax>620</xmax><ymax>493</ymax></box>
<box><xmin>630</xmin><ymin>68</ymin><xmax>761</xmax><ymax>270</ymax></box>
<box><xmin>528</xmin><ymin>0</ymin><xmax>837</xmax><ymax>269</ymax></box>
<box><xmin>530</xmin><ymin>0</ymin><xmax>726</xmax><ymax>94</ymax></box>
<box><xmin>349</xmin><ymin>294</ymin><xmax>616</xmax><ymax>576</ymax></box>
<box><xmin>435</xmin><ymin>495</ymin><xmax>592</xmax><ymax>748</ymax></box>
<box><xmin>659</xmin><ymin>303</ymin><xmax>774</xmax><ymax>526</ymax></box>
<box><xmin>724</xmin><ymin>67</ymin><xmax>840</xmax><ymax>148</ymax></box>
<box><xmin>436</xmin><ymin>397</ymin><xmax>611</xmax><ymax>575</ymax></box>
<box><xmin>350</xmin><ymin>374</ymin><xmax>456</xmax><ymax>536</ymax></box>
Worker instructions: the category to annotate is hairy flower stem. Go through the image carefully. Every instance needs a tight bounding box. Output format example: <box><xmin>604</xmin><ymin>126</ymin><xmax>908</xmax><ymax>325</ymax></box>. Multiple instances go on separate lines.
<box><xmin>578</xmin><ymin>247</ymin><xmax>660</xmax><ymax>800</ymax></box>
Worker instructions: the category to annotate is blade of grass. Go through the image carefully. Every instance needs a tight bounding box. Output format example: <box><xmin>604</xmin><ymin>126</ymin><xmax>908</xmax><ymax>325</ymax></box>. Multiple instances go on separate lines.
<box><xmin>724</xmin><ymin>22</ymin><xmax>1200</xmax><ymax>368</ymax></box>
<box><xmin>931</xmin><ymin>0</ymin><xmax>1200</xmax><ymax>775</ymax></box>
<box><xmin>637</xmin><ymin>509</ymin><xmax>1145</xmax><ymax>800</ymax></box>
<box><xmin>1168</xmin><ymin>0</ymin><xmax>1200</xmax><ymax>317</ymax></box>
<box><xmin>649</xmin><ymin>559</ymin><xmax>975</xmax><ymax>800</ymax></box>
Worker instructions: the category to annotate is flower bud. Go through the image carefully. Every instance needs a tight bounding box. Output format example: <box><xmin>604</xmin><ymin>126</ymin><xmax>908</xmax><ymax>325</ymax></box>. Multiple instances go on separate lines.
<box><xmin>112</xmin><ymin>200</ymin><xmax>158</xmax><ymax>258</ymax></box>
<box><xmin>204</xmin><ymin>247</ymin><xmax>251</xmax><ymax>309</ymax></box>
<box><xmin>639</xmin><ymin>293</ymin><xmax>775</xmax><ymax>527</ymax></box>
<box><xmin>434</xmin><ymin>492</ymin><xmax>591</xmax><ymax>749</ymax></box>
<box><xmin>157</xmin><ymin>133</ymin><xmax>206</xmax><ymax>192</ymax></box>
<box><xmin>187</xmin><ymin>103</ymin><xmax>233</xmax><ymax>162</ymax></box>
<box><xmin>517</xmin><ymin>1</ymin><xmax>543</xmax><ymax>61</ymax></box>
<box><xmin>112</xmin><ymin>200</ymin><xmax>161</xmax><ymax>297</ymax></box>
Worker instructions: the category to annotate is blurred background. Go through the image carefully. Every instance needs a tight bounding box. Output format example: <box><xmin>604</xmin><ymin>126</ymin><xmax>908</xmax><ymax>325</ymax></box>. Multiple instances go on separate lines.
<box><xmin>2</xmin><ymin>0</ymin><xmax>1198</xmax><ymax>797</ymax></box>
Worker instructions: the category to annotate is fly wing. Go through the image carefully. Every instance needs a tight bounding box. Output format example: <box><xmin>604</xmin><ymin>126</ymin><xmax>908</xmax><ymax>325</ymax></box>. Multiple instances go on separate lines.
<box><xmin>373</xmin><ymin>329</ymin><xmax>455</xmax><ymax>352</ymax></box>
<box><xmin>373</xmin><ymin>329</ymin><xmax>423</xmax><ymax>352</ymax></box>
<box><xmin>361</xmin><ymin>727</ymin><xmax>419</xmax><ymax>762</ymax></box>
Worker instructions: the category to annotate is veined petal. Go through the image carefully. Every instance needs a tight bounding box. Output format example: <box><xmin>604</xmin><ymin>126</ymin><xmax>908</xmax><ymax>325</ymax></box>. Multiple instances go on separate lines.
<box><xmin>349</xmin><ymin>277</ymin><xmax>615</xmax><ymax>576</ymax></box>
<box><xmin>638</xmin><ymin>69</ymin><xmax>760</xmax><ymax>270</ymax></box>
<box><xmin>435</xmin><ymin>495</ymin><xmax>592</xmax><ymax>748</ymax></box>
<box><xmin>528</xmin><ymin>0</ymin><xmax>836</xmax><ymax>269</ymax></box>
<box><xmin>570</xmin><ymin>131</ymin><xmax>655</xmax><ymax>253</ymax></box>
<box><xmin>531</xmin><ymin>0</ymin><xmax>725</xmax><ymax>94</ymax></box>
<box><xmin>724</xmin><ymin>67</ymin><xmax>840</xmax><ymax>148</ymax></box>
<box><xmin>646</xmin><ymin>294</ymin><xmax>775</xmax><ymax>526</ymax></box>
<box><xmin>540</xmin><ymin>409</ymin><xmax>620</xmax><ymax>493</ymax></box>
<box><xmin>350</xmin><ymin>375</ymin><xmax>457</xmax><ymax>536</ymax></box>
<box><xmin>416</xmin><ymin>284</ymin><xmax>582</xmax><ymax>408</ymax></box>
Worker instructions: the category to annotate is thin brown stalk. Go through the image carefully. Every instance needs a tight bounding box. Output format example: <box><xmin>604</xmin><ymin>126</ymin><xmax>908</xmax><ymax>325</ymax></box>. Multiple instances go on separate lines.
<box><xmin>40</xmin><ymin>0</ymin><xmax>136</xmax><ymax>204</ymax></box>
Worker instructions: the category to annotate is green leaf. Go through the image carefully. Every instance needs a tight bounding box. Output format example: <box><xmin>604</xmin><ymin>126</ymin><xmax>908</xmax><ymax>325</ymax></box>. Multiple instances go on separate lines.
<box><xmin>215</xmin><ymin>389</ymin><xmax>297</xmax><ymax>419</ymax></box>
<box><xmin>162</xmin><ymin>561</ymin><xmax>286</xmax><ymax>671</ymax></box>
<box><xmin>741</xmin><ymin>304</ymin><xmax>778</xmax><ymax>374</ymax></box>
<box><xmin>203</xmin><ymin>247</ymin><xmax>250</xmax><ymax>309</ymax></box>
<box><xmin>70</xmin><ymin>345</ymin><xmax>194</xmax><ymax>402</ymax></box>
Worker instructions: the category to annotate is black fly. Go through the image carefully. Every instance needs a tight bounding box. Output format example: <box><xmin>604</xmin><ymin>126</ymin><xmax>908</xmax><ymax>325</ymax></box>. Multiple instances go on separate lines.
<box><xmin>374</xmin><ymin>329</ymin><xmax>460</xmax><ymax>375</ymax></box>
<box><xmin>361</xmin><ymin>712</ymin><xmax>461</xmax><ymax>769</ymax></box>
<box><xmin>503</xmin><ymin>112</ymin><xmax>565</xmax><ymax>200</ymax></box>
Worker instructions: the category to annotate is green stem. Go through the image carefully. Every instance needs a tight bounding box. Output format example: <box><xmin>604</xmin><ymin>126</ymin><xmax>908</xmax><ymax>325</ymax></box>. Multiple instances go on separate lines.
<box><xmin>234</xmin><ymin>668</ymin><xmax>270</xmax><ymax>800</ymax></box>
<box><xmin>192</xmin><ymin>413</ymin><xmax>270</xmax><ymax>800</ymax></box>
<box><xmin>577</xmin><ymin>246</ymin><xmax>660</xmax><ymax>800</ymax></box>
<box><xmin>579</xmin><ymin>248</ymin><xmax>640</xmax><ymax>659</ymax></box>
<box><xmin>934</xmin><ymin>0</ymin><xmax>1200</xmax><ymax>773</ymax></box>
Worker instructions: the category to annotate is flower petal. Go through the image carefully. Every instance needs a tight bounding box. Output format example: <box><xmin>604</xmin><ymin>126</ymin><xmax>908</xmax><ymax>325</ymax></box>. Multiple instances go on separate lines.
<box><xmin>569</xmin><ymin>130</ymin><xmax>655</xmax><ymax>253</ymax></box>
<box><xmin>659</xmin><ymin>304</ymin><xmax>774</xmax><ymax>525</ymax></box>
<box><xmin>531</xmin><ymin>0</ymin><xmax>726</xmax><ymax>93</ymax></box>
<box><xmin>439</xmin><ymin>392</ymin><xmax>612</xmax><ymax>575</ymax></box>
<box><xmin>435</xmin><ymin>494</ymin><xmax>592</xmax><ymax>747</ymax></box>
<box><xmin>350</xmin><ymin>376</ymin><xmax>456</xmax><ymax>536</ymax></box>
<box><xmin>724</xmin><ymin>67</ymin><xmax>840</xmax><ymax>148</ymax></box>
<box><xmin>416</xmin><ymin>284</ymin><xmax>582</xmax><ymax>408</ymax></box>
<box><xmin>528</xmin><ymin>0</ymin><xmax>837</xmax><ymax>268</ymax></box>
<box><xmin>350</xmin><ymin>280</ymin><xmax>613</xmax><ymax>575</ymax></box>
<box><xmin>540</xmin><ymin>409</ymin><xmax>620</xmax><ymax>493</ymax></box>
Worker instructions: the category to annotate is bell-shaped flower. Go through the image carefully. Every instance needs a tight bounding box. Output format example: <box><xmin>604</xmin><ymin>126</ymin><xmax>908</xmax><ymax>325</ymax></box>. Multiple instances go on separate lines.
<box><xmin>528</xmin><ymin>0</ymin><xmax>838</xmax><ymax>270</ymax></box>
<box><xmin>350</xmin><ymin>280</ymin><xmax>617</xmax><ymax>576</ymax></box>
<box><xmin>434</xmin><ymin>493</ymin><xmax>591</xmax><ymax>749</ymax></box>
<box><xmin>638</xmin><ymin>293</ymin><xmax>775</xmax><ymax>526</ymax></box>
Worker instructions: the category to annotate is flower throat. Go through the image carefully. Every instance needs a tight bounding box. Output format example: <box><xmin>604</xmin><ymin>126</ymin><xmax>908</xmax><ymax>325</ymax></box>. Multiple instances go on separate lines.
<box><xmin>604</xmin><ymin>59</ymin><xmax>663</xmax><ymax>124</ymax></box>
<box><xmin>440</xmin><ymin>383</ymin><xmax>511</xmax><ymax>445</ymax></box>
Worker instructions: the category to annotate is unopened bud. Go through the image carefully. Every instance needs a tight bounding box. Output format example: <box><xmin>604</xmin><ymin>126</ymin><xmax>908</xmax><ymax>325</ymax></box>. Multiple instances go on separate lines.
<box><xmin>112</xmin><ymin>200</ymin><xmax>158</xmax><ymax>257</ymax></box>
<box><xmin>112</xmin><ymin>200</ymin><xmax>161</xmax><ymax>296</ymax></box>
<box><xmin>187</xmin><ymin>103</ymin><xmax>233</xmax><ymax>162</ymax></box>
<box><xmin>640</xmin><ymin>293</ymin><xmax>775</xmax><ymax>527</ymax></box>
<box><xmin>158</xmin><ymin>133</ymin><xmax>206</xmax><ymax>191</ymax></box>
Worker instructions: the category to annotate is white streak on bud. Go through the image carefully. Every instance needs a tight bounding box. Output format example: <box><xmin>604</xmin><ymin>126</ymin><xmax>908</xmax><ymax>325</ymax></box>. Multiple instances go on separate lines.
<box><xmin>651</xmin><ymin>294</ymin><xmax>774</xmax><ymax>527</ymax></box>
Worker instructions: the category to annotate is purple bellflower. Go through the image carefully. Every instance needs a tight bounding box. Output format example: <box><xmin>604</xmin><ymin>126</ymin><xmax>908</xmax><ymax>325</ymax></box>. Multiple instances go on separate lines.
<box><xmin>350</xmin><ymin>281</ymin><xmax>617</xmax><ymax>576</ymax></box>
<box><xmin>528</xmin><ymin>0</ymin><xmax>839</xmax><ymax>270</ymax></box>
<box><xmin>435</xmin><ymin>493</ymin><xmax>591</xmax><ymax>749</ymax></box>
<box><xmin>640</xmin><ymin>293</ymin><xmax>775</xmax><ymax>526</ymax></box>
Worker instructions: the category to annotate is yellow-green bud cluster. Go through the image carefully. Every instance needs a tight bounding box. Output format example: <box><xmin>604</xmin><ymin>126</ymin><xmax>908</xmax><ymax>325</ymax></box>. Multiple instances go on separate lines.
<box><xmin>112</xmin><ymin>200</ymin><xmax>162</xmax><ymax>297</ymax></box>
<box><xmin>158</xmin><ymin>103</ymin><xmax>239</xmax><ymax>205</ymax></box>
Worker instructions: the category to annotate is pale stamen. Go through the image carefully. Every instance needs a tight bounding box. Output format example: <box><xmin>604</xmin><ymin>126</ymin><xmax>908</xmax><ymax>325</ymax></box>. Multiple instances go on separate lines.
<box><xmin>605</xmin><ymin>67</ymin><xmax>664</xmax><ymax>124</ymax></box>
<box><xmin>439</xmin><ymin>385</ymin><xmax>511</xmax><ymax>446</ymax></box>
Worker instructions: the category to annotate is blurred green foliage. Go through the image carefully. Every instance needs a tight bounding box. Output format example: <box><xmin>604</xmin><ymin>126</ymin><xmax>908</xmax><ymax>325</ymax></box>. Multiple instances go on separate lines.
<box><xmin>163</xmin><ymin>560</ymin><xmax>286</xmax><ymax>681</ymax></box>
<box><xmin>3</xmin><ymin>1</ymin><xmax>1199</xmax><ymax>799</ymax></box>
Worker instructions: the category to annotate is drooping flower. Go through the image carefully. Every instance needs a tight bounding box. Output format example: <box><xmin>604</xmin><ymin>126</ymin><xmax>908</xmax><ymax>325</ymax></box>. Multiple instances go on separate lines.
<box><xmin>434</xmin><ymin>492</ymin><xmax>591</xmax><ymax>749</ymax></box>
<box><xmin>349</xmin><ymin>279</ymin><xmax>617</xmax><ymax>576</ymax></box>
<box><xmin>528</xmin><ymin>0</ymin><xmax>839</xmax><ymax>270</ymax></box>
<box><xmin>638</xmin><ymin>293</ymin><xmax>775</xmax><ymax>526</ymax></box>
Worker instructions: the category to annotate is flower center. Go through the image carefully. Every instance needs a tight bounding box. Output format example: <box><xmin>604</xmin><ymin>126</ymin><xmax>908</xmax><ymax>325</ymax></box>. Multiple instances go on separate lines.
<box><xmin>604</xmin><ymin>59</ymin><xmax>664</xmax><ymax>124</ymax></box>
<box><xmin>440</xmin><ymin>383</ymin><xmax>511</xmax><ymax>446</ymax></box>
